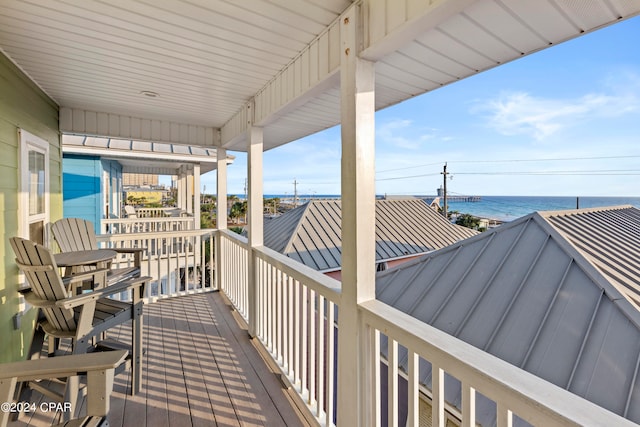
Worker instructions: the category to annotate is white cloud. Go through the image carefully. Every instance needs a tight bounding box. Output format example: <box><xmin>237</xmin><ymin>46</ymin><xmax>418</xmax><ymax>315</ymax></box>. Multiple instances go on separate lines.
<box><xmin>376</xmin><ymin>118</ymin><xmax>443</xmax><ymax>150</ymax></box>
<box><xmin>474</xmin><ymin>86</ymin><xmax>639</xmax><ymax>140</ymax></box>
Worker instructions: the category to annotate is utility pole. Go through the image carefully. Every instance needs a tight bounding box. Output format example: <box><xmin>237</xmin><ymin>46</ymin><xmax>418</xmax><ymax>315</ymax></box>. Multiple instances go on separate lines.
<box><xmin>441</xmin><ymin>163</ymin><xmax>449</xmax><ymax>219</ymax></box>
<box><xmin>293</xmin><ymin>178</ymin><xmax>298</xmax><ymax>207</ymax></box>
<box><xmin>244</xmin><ymin>178</ymin><xmax>248</xmax><ymax>200</ymax></box>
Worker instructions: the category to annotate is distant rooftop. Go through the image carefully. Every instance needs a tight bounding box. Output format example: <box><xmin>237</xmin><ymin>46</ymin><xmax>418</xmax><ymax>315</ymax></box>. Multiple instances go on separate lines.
<box><xmin>263</xmin><ymin>198</ymin><xmax>477</xmax><ymax>273</ymax></box>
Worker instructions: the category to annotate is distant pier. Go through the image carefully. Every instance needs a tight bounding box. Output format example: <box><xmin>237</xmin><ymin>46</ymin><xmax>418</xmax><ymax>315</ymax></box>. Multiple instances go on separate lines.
<box><xmin>443</xmin><ymin>195</ymin><xmax>481</xmax><ymax>202</ymax></box>
<box><xmin>435</xmin><ymin>186</ymin><xmax>481</xmax><ymax>202</ymax></box>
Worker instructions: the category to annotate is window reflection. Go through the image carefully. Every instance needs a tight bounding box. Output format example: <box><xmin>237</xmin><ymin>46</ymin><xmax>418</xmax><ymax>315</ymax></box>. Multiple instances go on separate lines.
<box><xmin>28</xmin><ymin>150</ymin><xmax>45</xmax><ymax>215</ymax></box>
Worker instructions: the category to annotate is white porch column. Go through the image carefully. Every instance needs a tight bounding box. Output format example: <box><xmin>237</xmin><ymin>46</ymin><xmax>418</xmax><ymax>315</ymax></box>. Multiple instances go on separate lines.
<box><xmin>186</xmin><ymin>165</ymin><xmax>194</xmax><ymax>214</ymax></box>
<box><xmin>216</xmin><ymin>148</ymin><xmax>228</xmax><ymax>230</ymax></box>
<box><xmin>177</xmin><ymin>168</ymin><xmax>185</xmax><ymax>210</ymax></box>
<box><xmin>338</xmin><ymin>5</ymin><xmax>377</xmax><ymax>427</ymax></box>
<box><xmin>193</xmin><ymin>163</ymin><xmax>201</xmax><ymax>229</ymax></box>
<box><xmin>247</xmin><ymin>125</ymin><xmax>264</xmax><ymax>338</ymax></box>
<box><xmin>215</xmin><ymin>148</ymin><xmax>228</xmax><ymax>293</ymax></box>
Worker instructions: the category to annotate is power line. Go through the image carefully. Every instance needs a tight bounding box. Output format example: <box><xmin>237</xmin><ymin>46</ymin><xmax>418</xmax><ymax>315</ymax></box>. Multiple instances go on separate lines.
<box><xmin>376</xmin><ymin>172</ymin><xmax>441</xmax><ymax>182</ymax></box>
<box><xmin>377</xmin><ymin>161</ymin><xmax>443</xmax><ymax>174</ymax></box>
<box><xmin>455</xmin><ymin>169</ymin><xmax>640</xmax><ymax>176</ymax></box>
<box><xmin>375</xmin><ymin>154</ymin><xmax>640</xmax><ymax>174</ymax></box>
<box><xmin>451</xmin><ymin>154</ymin><xmax>640</xmax><ymax>164</ymax></box>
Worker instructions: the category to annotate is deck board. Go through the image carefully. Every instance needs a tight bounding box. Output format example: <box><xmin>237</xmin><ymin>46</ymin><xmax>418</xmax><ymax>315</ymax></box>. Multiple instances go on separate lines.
<box><xmin>10</xmin><ymin>292</ymin><xmax>310</xmax><ymax>427</ymax></box>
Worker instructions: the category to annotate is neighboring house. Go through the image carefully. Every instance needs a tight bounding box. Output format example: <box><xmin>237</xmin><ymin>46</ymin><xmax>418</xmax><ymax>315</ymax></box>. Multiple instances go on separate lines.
<box><xmin>376</xmin><ymin>205</ymin><xmax>640</xmax><ymax>426</ymax></box>
<box><xmin>62</xmin><ymin>135</ymin><xmax>231</xmax><ymax>233</ymax></box>
<box><xmin>263</xmin><ymin>198</ymin><xmax>478</xmax><ymax>280</ymax></box>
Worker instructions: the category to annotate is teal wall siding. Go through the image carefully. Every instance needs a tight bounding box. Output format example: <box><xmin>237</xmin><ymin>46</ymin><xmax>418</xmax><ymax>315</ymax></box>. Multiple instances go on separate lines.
<box><xmin>63</xmin><ymin>155</ymin><xmax>124</xmax><ymax>234</ymax></box>
<box><xmin>0</xmin><ymin>52</ymin><xmax>60</xmax><ymax>363</ymax></box>
<box><xmin>63</xmin><ymin>154</ymin><xmax>102</xmax><ymax>233</ymax></box>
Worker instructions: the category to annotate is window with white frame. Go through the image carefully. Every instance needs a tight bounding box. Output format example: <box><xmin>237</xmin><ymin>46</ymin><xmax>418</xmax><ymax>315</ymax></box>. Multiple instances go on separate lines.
<box><xmin>19</xmin><ymin>129</ymin><xmax>50</xmax><ymax>245</ymax></box>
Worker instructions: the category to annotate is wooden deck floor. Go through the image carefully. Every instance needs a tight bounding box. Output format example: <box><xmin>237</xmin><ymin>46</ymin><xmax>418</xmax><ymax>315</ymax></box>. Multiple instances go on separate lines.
<box><xmin>12</xmin><ymin>292</ymin><xmax>311</xmax><ymax>427</ymax></box>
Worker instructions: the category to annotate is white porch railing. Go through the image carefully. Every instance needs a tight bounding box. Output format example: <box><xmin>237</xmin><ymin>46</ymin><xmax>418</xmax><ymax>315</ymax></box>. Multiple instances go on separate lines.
<box><xmin>134</xmin><ymin>207</ymin><xmax>191</xmax><ymax>217</ymax></box>
<box><xmin>101</xmin><ymin>217</ymin><xmax>195</xmax><ymax>234</ymax></box>
<box><xmin>96</xmin><ymin>229</ymin><xmax>216</xmax><ymax>301</ymax></box>
<box><xmin>218</xmin><ymin>230</ymin><xmax>249</xmax><ymax>319</ymax></box>
<box><xmin>254</xmin><ymin>245</ymin><xmax>342</xmax><ymax>426</ymax></box>
<box><xmin>217</xmin><ymin>231</ymin><xmax>637</xmax><ymax>427</ymax></box>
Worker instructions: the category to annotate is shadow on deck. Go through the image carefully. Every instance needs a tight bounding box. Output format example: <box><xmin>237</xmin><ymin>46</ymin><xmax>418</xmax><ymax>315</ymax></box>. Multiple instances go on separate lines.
<box><xmin>12</xmin><ymin>292</ymin><xmax>311</xmax><ymax>427</ymax></box>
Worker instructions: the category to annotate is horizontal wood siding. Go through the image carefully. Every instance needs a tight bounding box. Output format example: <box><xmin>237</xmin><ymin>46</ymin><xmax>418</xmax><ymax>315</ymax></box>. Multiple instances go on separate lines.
<box><xmin>62</xmin><ymin>154</ymin><xmax>102</xmax><ymax>234</ymax></box>
<box><xmin>0</xmin><ymin>51</ymin><xmax>60</xmax><ymax>363</ymax></box>
<box><xmin>60</xmin><ymin>108</ymin><xmax>218</xmax><ymax>146</ymax></box>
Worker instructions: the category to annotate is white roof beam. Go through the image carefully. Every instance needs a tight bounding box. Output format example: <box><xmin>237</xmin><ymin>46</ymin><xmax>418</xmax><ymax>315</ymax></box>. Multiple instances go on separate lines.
<box><xmin>220</xmin><ymin>7</ymin><xmax>347</xmax><ymax>149</ymax></box>
<box><xmin>220</xmin><ymin>0</ymin><xmax>476</xmax><ymax>150</ymax></box>
<box><xmin>362</xmin><ymin>0</ymin><xmax>478</xmax><ymax>61</ymax></box>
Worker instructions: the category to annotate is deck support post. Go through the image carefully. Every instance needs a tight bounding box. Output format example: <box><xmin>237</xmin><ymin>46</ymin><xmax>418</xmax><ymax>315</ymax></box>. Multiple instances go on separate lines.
<box><xmin>193</xmin><ymin>163</ymin><xmax>200</xmax><ymax>228</ymax></box>
<box><xmin>247</xmin><ymin>123</ymin><xmax>264</xmax><ymax>338</ymax></box>
<box><xmin>216</xmin><ymin>147</ymin><xmax>228</xmax><ymax>292</ymax></box>
<box><xmin>338</xmin><ymin>5</ymin><xmax>378</xmax><ymax>427</ymax></box>
<box><xmin>177</xmin><ymin>167</ymin><xmax>186</xmax><ymax>211</ymax></box>
<box><xmin>186</xmin><ymin>164</ymin><xmax>194</xmax><ymax>215</ymax></box>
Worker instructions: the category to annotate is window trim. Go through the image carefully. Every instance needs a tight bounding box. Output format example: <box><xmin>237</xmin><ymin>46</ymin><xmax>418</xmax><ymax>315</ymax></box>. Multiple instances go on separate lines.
<box><xmin>19</xmin><ymin>129</ymin><xmax>50</xmax><ymax>244</ymax></box>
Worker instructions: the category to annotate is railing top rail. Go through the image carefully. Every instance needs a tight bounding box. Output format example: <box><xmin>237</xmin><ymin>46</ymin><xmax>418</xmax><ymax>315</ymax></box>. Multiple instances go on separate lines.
<box><xmin>102</xmin><ymin>217</ymin><xmax>194</xmax><ymax>224</ymax></box>
<box><xmin>359</xmin><ymin>299</ymin><xmax>637</xmax><ymax>427</ymax></box>
<box><xmin>255</xmin><ymin>245</ymin><xmax>342</xmax><ymax>303</ymax></box>
<box><xmin>96</xmin><ymin>228</ymin><xmax>217</xmax><ymax>243</ymax></box>
<box><xmin>219</xmin><ymin>229</ymin><xmax>249</xmax><ymax>248</ymax></box>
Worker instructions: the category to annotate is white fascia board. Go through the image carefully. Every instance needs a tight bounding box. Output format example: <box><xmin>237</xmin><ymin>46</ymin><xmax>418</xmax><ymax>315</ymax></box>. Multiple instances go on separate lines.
<box><xmin>362</xmin><ymin>0</ymin><xmax>477</xmax><ymax>61</ymax></box>
<box><xmin>62</xmin><ymin>145</ymin><xmax>218</xmax><ymax>165</ymax></box>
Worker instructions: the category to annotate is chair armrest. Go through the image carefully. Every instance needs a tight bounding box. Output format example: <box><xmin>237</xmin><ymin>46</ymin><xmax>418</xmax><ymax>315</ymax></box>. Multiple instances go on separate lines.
<box><xmin>62</xmin><ymin>268</ymin><xmax>110</xmax><ymax>287</ymax></box>
<box><xmin>0</xmin><ymin>350</ymin><xmax>127</xmax><ymax>419</ymax></box>
<box><xmin>21</xmin><ymin>290</ymin><xmax>58</xmax><ymax>308</ymax></box>
<box><xmin>56</xmin><ymin>276</ymin><xmax>150</xmax><ymax>309</ymax></box>
<box><xmin>0</xmin><ymin>350</ymin><xmax>127</xmax><ymax>382</ymax></box>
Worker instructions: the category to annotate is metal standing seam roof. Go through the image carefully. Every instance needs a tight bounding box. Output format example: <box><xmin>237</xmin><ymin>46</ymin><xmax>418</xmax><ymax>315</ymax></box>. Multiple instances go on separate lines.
<box><xmin>376</xmin><ymin>205</ymin><xmax>640</xmax><ymax>426</ymax></box>
<box><xmin>263</xmin><ymin>199</ymin><xmax>477</xmax><ymax>272</ymax></box>
<box><xmin>543</xmin><ymin>205</ymin><xmax>640</xmax><ymax>307</ymax></box>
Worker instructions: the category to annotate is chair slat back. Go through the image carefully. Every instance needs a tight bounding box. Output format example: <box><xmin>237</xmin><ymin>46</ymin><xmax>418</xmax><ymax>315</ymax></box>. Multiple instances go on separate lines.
<box><xmin>52</xmin><ymin>218</ymin><xmax>99</xmax><ymax>252</ymax></box>
<box><xmin>10</xmin><ymin>237</ymin><xmax>76</xmax><ymax>332</ymax></box>
<box><xmin>124</xmin><ymin>205</ymin><xmax>137</xmax><ymax>218</ymax></box>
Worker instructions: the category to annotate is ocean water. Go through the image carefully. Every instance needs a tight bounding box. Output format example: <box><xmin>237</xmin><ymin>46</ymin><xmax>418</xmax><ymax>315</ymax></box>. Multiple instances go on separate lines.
<box><xmin>257</xmin><ymin>194</ymin><xmax>640</xmax><ymax>222</ymax></box>
<box><xmin>438</xmin><ymin>196</ymin><xmax>640</xmax><ymax>221</ymax></box>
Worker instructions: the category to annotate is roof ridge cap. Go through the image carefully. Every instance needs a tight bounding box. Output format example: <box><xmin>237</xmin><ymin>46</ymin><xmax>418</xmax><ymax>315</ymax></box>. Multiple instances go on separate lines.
<box><xmin>282</xmin><ymin>201</ymin><xmax>316</xmax><ymax>254</ymax></box>
<box><xmin>539</xmin><ymin>204</ymin><xmax>635</xmax><ymax>218</ymax></box>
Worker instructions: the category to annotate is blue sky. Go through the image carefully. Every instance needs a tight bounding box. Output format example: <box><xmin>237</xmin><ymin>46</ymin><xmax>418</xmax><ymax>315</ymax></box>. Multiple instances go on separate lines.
<box><xmin>200</xmin><ymin>15</ymin><xmax>640</xmax><ymax>197</ymax></box>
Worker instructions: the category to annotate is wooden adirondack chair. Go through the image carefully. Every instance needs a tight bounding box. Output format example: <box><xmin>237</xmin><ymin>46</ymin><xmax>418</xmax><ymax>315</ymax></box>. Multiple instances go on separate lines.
<box><xmin>51</xmin><ymin>218</ymin><xmax>143</xmax><ymax>287</ymax></box>
<box><xmin>124</xmin><ymin>205</ymin><xmax>137</xmax><ymax>218</ymax></box>
<box><xmin>10</xmin><ymin>237</ymin><xmax>149</xmax><ymax>395</ymax></box>
<box><xmin>0</xmin><ymin>350</ymin><xmax>127</xmax><ymax>427</ymax></box>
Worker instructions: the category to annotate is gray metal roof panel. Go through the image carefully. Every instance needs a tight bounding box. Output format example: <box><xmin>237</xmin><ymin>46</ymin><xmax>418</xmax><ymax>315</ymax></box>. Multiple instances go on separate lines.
<box><xmin>376</xmin><ymin>206</ymin><xmax>640</xmax><ymax>425</ymax></box>
<box><xmin>262</xmin><ymin>202</ymin><xmax>309</xmax><ymax>254</ymax></box>
<box><xmin>543</xmin><ymin>206</ymin><xmax>640</xmax><ymax>304</ymax></box>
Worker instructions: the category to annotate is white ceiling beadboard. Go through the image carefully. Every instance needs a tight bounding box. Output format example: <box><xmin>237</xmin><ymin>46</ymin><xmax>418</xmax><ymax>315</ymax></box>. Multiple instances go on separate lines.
<box><xmin>367</xmin><ymin>0</ymin><xmax>640</xmax><ymax>113</ymax></box>
<box><xmin>0</xmin><ymin>0</ymin><xmax>351</xmax><ymax>131</ymax></box>
<box><xmin>1</xmin><ymin>0</ymin><xmax>639</xmax><ymax>152</ymax></box>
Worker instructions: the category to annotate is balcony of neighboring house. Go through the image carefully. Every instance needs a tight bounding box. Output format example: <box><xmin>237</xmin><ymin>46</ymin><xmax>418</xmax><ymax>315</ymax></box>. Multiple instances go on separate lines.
<box><xmin>2</xmin><ymin>2</ymin><xmax>640</xmax><ymax>427</ymax></box>
<box><xmin>60</xmin><ymin>134</ymin><xmax>235</xmax><ymax>236</ymax></box>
